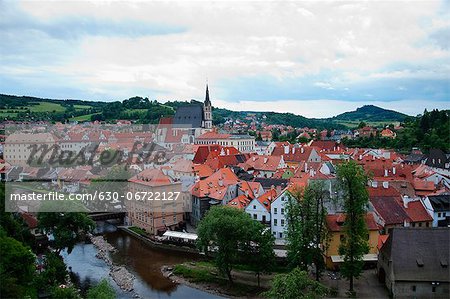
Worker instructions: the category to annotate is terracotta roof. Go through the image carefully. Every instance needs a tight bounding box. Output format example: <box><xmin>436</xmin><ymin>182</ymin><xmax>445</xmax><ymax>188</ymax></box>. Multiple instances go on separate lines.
<box><xmin>129</xmin><ymin>169</ymin><xmax>172</xmax><ymax>187</ymax></box>
<box><xmin>191</xmin><ymin>168</ymin><xmax>239</xmax><ymax>198</ymax></box>
<box><xmin>245</xmin><ymin>155</ymin><xmax>283</xmax><ymax>172</ymax></box>
<box><xmin>377</xmin><ymin>234</ymin><xmax>389</xmax><ymax>250</ymax></box>
<box><xmin>405</xmin><ymin>201</ymin><xmax>433</xmax><ymax>222</ymax></box>
<box><xmin>192</xmin><ymin>145</ymin><xmax>221</xmax><ymax>164</ymax></box>
<box><xmin>370</xmin><ymin>195</ymin><xmax>411</xmax><ymax>226</ymax></box>
<box><xmin>21</xmin><ymin>213</ymin><xmax>38</xmax><ymax>229</ymax></box>
<box><xmin>193</xmin><ymin>164</ymin><xmax>214</xmax><ymax>178</ymax></box>
<box><xmin>227</xmin><ymin>195</ymin><xmax>250</xmax><ymax>209</ymax></box>
<box><xmin>256</xmin><ymin>189</ymin><xmax>277</xmax><ymax>212</ymax></box>
<box><xmin>326</xmin><ymin>212</ymin><xmax>379</xmax><ymax>232</ymax></box>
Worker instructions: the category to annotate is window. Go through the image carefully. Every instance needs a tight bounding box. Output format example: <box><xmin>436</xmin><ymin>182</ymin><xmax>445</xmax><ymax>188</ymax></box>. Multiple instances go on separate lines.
<box><xmin>426</xmin><ymin>222</ymin><xmax>430</xmax><ymax>227</ymax></box>
<box><xmin>438</xmin><ymin>212</ymin><xmax>441</xmax><ymax>217</ymax></box>
<box><xmin>281</xmin><ymin>208</ymin><xmax>285</xmax><ymax>215</ymax></box>
<box><xmin>279</xmin><ymin>232</ymin><xmax>283</xmax><ymax>238</ymax></box>
<box><xmin>253</xmin><ymin>214</ymin><xmax>257</xmax><ymax>220</ymax></box>
<box><xmin>419</xmin><ymin>223</ymin><xmax>422</xmax><ymax>227</ymax></box>
<box><xmin>281</xmin><ymin>219</ymin><xmax>285</xmax><ymax>226</ymax></box>
<box><xmin>412</xmin><ymin>223</ymin><xmax>416</xmax><ymax>227</ymax></box>
<box><xmin>444</xmin><ymin>212</ymin><xmax>447</xmax><ymax>217</ymax></box>
<box><xmin>274</xmin><ymin>208</ymin><xmax>278</xmax><ymax>214</ymax></box>
<box><xmin>432</xmin><ymin>286</ymin><xmax>436</xmax><ymax>293</ymax></box>
<box><xmin>412</xmin><ymin>286</ymin><xmax>416</xmax><ymax>292</ymax></box>
<box><xmin>274</xmin><ymin>219</ymin><xmax>278</xmax><ymax>226</ymax></box>
<box><xmin>253</xmin><ymin>205</ymin><xmax>256</xmax><ymax>209</ymax></box>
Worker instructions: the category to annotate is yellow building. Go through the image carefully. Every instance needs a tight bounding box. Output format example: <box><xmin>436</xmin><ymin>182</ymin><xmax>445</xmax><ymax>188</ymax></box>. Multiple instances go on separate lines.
<box><xmin>324</xmin><ymin>212</ymin><xmax>380</xmax><ymax>270</ymax></box>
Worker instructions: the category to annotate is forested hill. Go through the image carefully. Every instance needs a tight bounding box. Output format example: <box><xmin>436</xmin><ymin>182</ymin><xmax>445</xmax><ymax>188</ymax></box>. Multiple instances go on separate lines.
<box><xmin>328</xmin><ymin>105</ymin><xmax>408</xmax><ymax>122</ymax></box>
<box><xmin>0</xmin><ymin>94</ymin><xmax>406</xmax><ymax>129</ymax></box>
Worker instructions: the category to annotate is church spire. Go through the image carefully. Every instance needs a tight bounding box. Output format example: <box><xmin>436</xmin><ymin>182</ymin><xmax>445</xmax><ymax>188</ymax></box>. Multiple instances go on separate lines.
<box><xmin>205</xmin><ymin>84</ymin><xmax>211</xmax><ymax>105</ymax></box>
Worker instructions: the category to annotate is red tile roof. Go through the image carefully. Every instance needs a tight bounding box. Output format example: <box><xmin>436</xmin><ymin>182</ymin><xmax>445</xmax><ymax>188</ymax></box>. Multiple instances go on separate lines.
<box><xmin>404</xmin><ymin>201</ymin><xmax>433</xmax><ymax>222</ymax></box>
<box><xmin>326</xmin><ymin>213</ymin><xmax>379</xmax><ymax>232</ymax></box>
<box><xmin>245</xmin><ymin>155</ymin><xmax>283</xmax><ymax>172</ymax></box>
<box><xmin>227</xmin><ymin>195</ymin><xmax>250</xmax><ymax>209</ymax></box>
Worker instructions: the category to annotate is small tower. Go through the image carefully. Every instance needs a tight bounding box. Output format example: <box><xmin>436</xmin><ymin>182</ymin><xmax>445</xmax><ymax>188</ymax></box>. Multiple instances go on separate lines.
<box><xmin>203</xmin><ymin>84</ymin><xmax>212</xmax><ymax>129</ymax></box>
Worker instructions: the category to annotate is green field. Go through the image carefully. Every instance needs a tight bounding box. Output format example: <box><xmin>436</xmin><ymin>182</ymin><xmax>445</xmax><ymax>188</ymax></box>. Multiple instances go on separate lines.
<box><xmin>335</xmin><ymin>120</ymin><xmax>401</xmax><ymax>128</ymax></box>
<box><xmin>28</xmin><ymin>102</ymin><xmax>66</xmax><ymax>112</ymax></box>
<box><xmin>73</xmin><ymin>104</ymin><xmax>93</xmax><ymax>110</ymax></box>
<box><xmin>0</xmin><ymin>110</ymin><xmax>19</xmax><ymax>117</ymax></box>
<box><xmin>69</xmin><ymin>113</ymin><xmax>101</xmax><ymax>121</ymax></box>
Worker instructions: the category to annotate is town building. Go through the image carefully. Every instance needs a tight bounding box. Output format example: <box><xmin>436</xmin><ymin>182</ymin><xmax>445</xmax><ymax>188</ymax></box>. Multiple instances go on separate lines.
<box><xmin>195</xmin><ymin>132</ymin><xmax>255</xmax><ymax>153</ymax></box>
<box><xmin>377</xmin><ymin>228</ymin><xmax>449</xmax><ymax>298</ymax></box>
<box><xmin>324</xmin><ymin>213</ymin><xmax>379</xmax><ymax>270</ymax></box>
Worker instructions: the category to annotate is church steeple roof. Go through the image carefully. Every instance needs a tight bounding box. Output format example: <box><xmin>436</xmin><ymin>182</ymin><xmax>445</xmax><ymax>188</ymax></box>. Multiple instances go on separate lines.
<box><xmin>204</xmin><ymin>84</ymin><xmax>211</xmax><ymax>105</ymax></box>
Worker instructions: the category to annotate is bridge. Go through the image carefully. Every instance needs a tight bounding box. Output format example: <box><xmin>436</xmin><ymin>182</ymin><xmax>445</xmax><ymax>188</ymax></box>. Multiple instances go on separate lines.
<box><xmin>88</xmin><ymin>212</ymin><xmax>126</xmax><ymax>221</ymax></box>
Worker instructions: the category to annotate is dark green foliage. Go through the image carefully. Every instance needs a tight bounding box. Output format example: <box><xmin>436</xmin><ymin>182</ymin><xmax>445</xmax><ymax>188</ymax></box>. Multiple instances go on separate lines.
<box><xmin>0</xmin><ymin>232</ymin><xmax>36</xmax><ymax>298</ymax></box>
<box><xmin>343</xmin><ymin>109</ymin><xmax>449</xmax><ymax>152</ymax></box>
<box><xmin>51</xmin><ymin>286</ymin><xmax>82</xmax><ymax>299</ymax></box>
<box><xmin>331</xmin><ymin>105</ymin><xmax>407</xmax><ymax>122</ymax></box>
<box><xmin>264</xmin><ymin>267</ymin><xmax>328</xmax><ymax>299</ymax></box>
<box><xmin>86</xmin><ymin>279</ymin><xmax>116</xmax><ymax>299</ymax></box>
<box><xmin>197</xmin><ymin>206</ymin><xmax>275</xmax><ymax>283</ymax></box>
<box><xmin>336</xmin><ymin>161</ymin><xmax>370</xmax><ymax>293</ymax></box>
<box><xmin>37</xmin><ymin>212</ymin><xmax>95</xmax><ymax>254</ymax></box>
<box><xmin>35</xmin><ymin>252</ymin><xmax>68</xmax><ymax>289</ymax></box>
<box><xmin>286</xmin><ymin>182</ymin><xmax>327</xmax><ymax>280</ymax></box>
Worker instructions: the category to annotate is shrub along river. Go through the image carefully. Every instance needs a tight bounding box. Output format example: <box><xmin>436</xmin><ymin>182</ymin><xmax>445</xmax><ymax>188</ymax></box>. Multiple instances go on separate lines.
<box><xmin>62</xmin><ymin>221</ymin><xmax>222</xmax><ymax>299</ymax></box>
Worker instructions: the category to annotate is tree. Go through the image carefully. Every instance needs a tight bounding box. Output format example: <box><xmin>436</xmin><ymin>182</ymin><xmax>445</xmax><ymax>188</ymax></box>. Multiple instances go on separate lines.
<box><xmin>286</xmin><ymin>182</ymin><xmax>327</xmax><ymax>280</ymax></box>
<box><xmin>86</xmin><ymin>279</ymin><xmax>116</xmax><ymax>299</ymax></box>
<box><xmin>0</xmin><ymin>232</ymin><xmax>36</xmax><ymax>298</ymax></box>
<box><xmin>38</xmin><ymin>212</ymin><xmax>95</xmax><ymax>254</ymax></box>
<box><xmin>38</xmin><ymin>252</ymin><xmax>68</xmax><ymax>288</ymax></box>
<box><xmin>197</xmin><ymin>206</ymin><xmax>275</xmax><ymax>283</ymax></box>
<box><xmin>243</xmin><ymin>222</ymin><xmax>275</xmax><ymax>287</ymax></box>
<box><xmin>335</xmin><ymin>161</ymin><xmax>370</xmax><ymax>294</ymax></box>
<box><xmin>264</xmin><ymin>267</ymin><xmax>328</xmax><ymax>299</ymax></box>
<box><xmin>52</xmin><ymin>286</ymin><xmax>82</xmax><ymax>299</ymax></box>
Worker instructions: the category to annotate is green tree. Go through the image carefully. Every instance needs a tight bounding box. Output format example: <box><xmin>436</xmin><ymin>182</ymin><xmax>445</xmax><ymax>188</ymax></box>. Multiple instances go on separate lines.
<box><xmin>336</xmin><ymin>161</ymin><xmax>370</xmax><ymax>294</ymax></box>
<box><xmin>0</xmin><ymin>232</ymin><xmax>36</xmax><ymax>298</ymax></box>
<box><xmin>264</xmin><ymin>267</ymin><xmax>328</xmax><ymax>299</ymax></box>
<box><xmin>286</xmin><ymin>182</ymin><xmax>327</xmax><ymax>280</ymax></box>
<box><xmin>52</xmin><ymin>286</ymin><xmax>82</xmax><ymax>299</ymax></box>
<box><xmin>38</xmin><ymin>212</ymin><xmax>95</xmax><ymax>254</ymax></box>
<box><xmin>243</xmin><ymin>221</ymin><xmax>275</xmax><ymax>287</ymax></box>
<box><xmin>86</xmin><ymin>279</ymin><xmax>116</xmax><ymax>299</ymax></box>
<box><xmin>37</xmin><ymin>252</ymin><xmax>68</xmax><ymax>288</ymax></box>
<box><xmin>197</xmin><ymin>206</ymin><xmax>275</xmax><ymax>283</ymax></box>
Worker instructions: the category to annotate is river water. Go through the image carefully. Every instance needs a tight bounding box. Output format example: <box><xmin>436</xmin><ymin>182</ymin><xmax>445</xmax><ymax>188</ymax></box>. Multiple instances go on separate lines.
<box><xmin>62</xmin><ymin>221</ymin><xmax>222</xmax><ymax>299</ymax></box>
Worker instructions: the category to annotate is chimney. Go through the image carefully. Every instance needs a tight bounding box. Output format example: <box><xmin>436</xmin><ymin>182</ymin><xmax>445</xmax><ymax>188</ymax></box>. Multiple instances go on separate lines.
<box><xmin>371</xmin><ymin>181</ymin><xmax>378</xmax><ymax>188</ymax></box>
<box><xmin>270</xmin><ymin>185</ymin><xmax>275</xmax><ymax>191</ymax></box>
<box><xmin>218</xmin><ymin>179</ymin><xmax>224</xmax><ymax>187</ymax></box>
<box><xmin>254</xmin><ymin>188</ymin><xmax>259</xmax><ymax>198</ymax></box>
<box><xmin>304</xmin><ymin>162</ymin><xmax>308</xmax><ymax>172</ymax></box>
<box><xmin>284</xmin><ymin>145</ymin><xmax>289</xmax><ymax>154</ymax></box>
<box><xmin>264</xmin><ymin>157</ymin><xmax>268</xmax><ymax>164</ymax></box>
<box><xmin>392</xmin><ymin>166</ymin><xmax>396</xmax><ymax>175</ymax></box>
<box><xmin>403</xmin><ymin>196</ymin><xmax>410</xmax><ymax>208</ymax></box>
<box><xmin>382</xmin><ymin>181</ymin><xmax>389</xmax><ymax>189</ymax></box>
<box><xmin>359</xmin><ymin>154</ymin><xmax>362</xmax><ymax>160</ymax></box>
<box><xmin>245</xmin><ymin>189</ymin><xmax>249</xmax><ymax>197</ymax></box>
<box><xmin>253</xmin><ymin>156</ymin><xmax>256</xmax><ymax>162</ymax></box>
<box><xmin>384</xmin><ymin>169</ymin><xmax>388</xmax><ymax>177</ymax></box>
<box><xmin>310</xmin><ymin>168</ymin><xmax>314</xmax><ymax>177</ymax></box>
<box><xmin>292</xmin><ymin>147</ymin><xmax>295</xmax><ymax>154</ymax></box>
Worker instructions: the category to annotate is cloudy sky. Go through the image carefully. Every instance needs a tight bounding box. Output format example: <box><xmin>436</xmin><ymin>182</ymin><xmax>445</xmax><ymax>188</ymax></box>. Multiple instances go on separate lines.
<box><xmin>1</xmin><ymin>1</ymin><xmax>449</xmax><ymax>117</ymax></box>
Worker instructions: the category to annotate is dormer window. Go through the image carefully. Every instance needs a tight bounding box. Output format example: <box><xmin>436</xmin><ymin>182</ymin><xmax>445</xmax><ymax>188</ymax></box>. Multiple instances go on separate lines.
<box><xmin>440</xmin><ymin>258</ymin><xmax>448</xmax><ymax>268</ymax></box>
<box><xmin>416</xmin><ymin>258</ymin><xmax>424</xmax><ymax>267</ymax></box>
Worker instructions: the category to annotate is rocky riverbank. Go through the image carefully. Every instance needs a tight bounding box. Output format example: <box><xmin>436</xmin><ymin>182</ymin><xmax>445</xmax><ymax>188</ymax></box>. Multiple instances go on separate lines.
<box><xmin>89</xmin><ymin>234</ymin><xmax>136</xmax><ymax>293</ymax></box>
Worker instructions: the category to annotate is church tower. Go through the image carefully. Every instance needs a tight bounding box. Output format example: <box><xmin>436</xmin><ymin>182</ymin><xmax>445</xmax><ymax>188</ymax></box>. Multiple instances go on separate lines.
<box><xmin>203</xmin><ymin>84</ymin><xmax>212</xmax><ymax>129</ymax></box>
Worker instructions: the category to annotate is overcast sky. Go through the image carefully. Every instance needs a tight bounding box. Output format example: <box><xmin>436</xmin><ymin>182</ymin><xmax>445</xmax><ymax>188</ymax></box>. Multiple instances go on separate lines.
<box><xmin>1</xmin><ymin>1</ymin><xmax>449</xmax><ymax>118</ymax></box>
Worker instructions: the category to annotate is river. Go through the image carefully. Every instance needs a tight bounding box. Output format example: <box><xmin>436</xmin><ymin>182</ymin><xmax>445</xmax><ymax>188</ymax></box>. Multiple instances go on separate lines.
<box><xmin>62</xmin><ymin>221</ymin><xmax>223</xmax><ymax>299</ymax></box>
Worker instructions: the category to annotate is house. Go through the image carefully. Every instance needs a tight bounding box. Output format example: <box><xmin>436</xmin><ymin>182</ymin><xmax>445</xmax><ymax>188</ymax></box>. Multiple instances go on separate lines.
<box><xmin>244</xmin><ymin>155</ymin><xmax>286</xmax><ymax>178</ymax></box>
<box><xmin>368</xmin><ymin>183</ymin><xmax>432</xmax><ymax>232</ymax></box>
<box><xmin>377</xmin><ymin>228</ymin><xmax>449</xmax><ymax>298</ymax></box>
<box><xmin>190</xmin><ymin>168</ymin><xmax>240</xmax><ymax>226</ymax></box>
<box><xmin>126</xmin><ymin>169</ymin><xmax>184</xmax><ymax>235</ymax></box>
<box><xmin>358</xmin><ymin>126</ymin><xmax>378</xmax><ymax>138</ymax></box>
<box><xmin>425</xmin><ymin>149</ymin><xmax>450</xmax><ymax>170</ymax></box>
<box><xmin>195</xmin><ymin>132</ymin><xmax>255</xmax><ymax>153</ymax></box>
<box><xmin>270</xmin><ymin>188</ymin><xmax>292</xmax><ymax>241</ymax></box>
<box><xmin>423</xmin><ymin>194</ymin><xmax>450</xmax><ymax>227</ymax></box>
<box><xmin>380</xmin><ymin>128</ymin><xmax>396</xmax><ymax>139</ymax></box>
<box><xmin>271</xmin><ymin>145</ymin><xmax>321</xmax><ymax>167</ymax></box>
<box><xmin>245</xmin><ymin>188</ymin><xmax>277</xmax><ymax>224</ymax></box>
<box><xmin>324</xmin><ymin>213</ymin><xmax>379</xmax><ymax>270</ymax></box>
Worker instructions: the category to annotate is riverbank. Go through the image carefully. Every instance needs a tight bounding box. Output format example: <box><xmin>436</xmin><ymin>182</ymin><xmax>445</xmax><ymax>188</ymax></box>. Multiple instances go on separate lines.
<box><xmin>89</xmin><ymin>235</ymin><xmax>135</xmax><ymax>293</ymax></box>
<box><xmin>161</xmin><ymin>262</ymin><xmax>272</xmax><ymax>299</ymax></box>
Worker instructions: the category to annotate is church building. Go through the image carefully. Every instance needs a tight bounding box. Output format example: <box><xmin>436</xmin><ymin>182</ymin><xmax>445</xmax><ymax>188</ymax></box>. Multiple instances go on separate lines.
<box><xmin>173</xmin><ymin>84</ymin><xmax>213</xmax><ymax>130</ymax></box>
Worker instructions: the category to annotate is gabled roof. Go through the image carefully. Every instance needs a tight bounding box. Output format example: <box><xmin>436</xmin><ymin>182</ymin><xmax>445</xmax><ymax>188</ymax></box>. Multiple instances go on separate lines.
<box><xmin>227</xmin><ymin>194</ymin><xmax>250</xmax><ymax>209</ymax></box>
<box><xmin>380</xmin><ymin>228</ymin><xmax>449</xmax><ymax>282</ymax></box>
<box><xmin>428</xmin><ymin>194</ymin><xmax>450</xmax><ymax>212</ymax></box>
<box><xmin>404</xmin><ymin>201</ymin><xmax>433</xmax><ymax>223</ymax></box>
<box><xmin>255</xmin><ymin>189</ymin><xmax>277</xmax><ymax>212</ymax></box>
<box><xmin>326</xmin><ymin>213</ymin><xmax>379</xmax><ymax>232</ymax></box>
<box><xmin>191</xmin><ymin>168</ymin><xmax>239</xmax><ymax>198</ymax></box>
<box><xmin>245</xmin><ymin>155</ymin><xmax>283</xmax><ymax>172</ymax></box>
<box><xmin>192</xmin><ymin>145</ymin><xmax>221</xmax><ymax>164</ymax></box>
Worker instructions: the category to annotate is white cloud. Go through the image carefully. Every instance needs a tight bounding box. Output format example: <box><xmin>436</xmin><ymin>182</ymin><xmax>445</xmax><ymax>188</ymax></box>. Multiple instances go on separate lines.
<box><xmin>0</xmin><ymin>0</ymin><xmax>448</xmax><ymax>115</ymax></box>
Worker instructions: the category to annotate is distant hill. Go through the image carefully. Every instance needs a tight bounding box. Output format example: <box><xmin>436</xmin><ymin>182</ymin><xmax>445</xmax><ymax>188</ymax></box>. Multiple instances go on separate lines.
<box><xmin>329</xmin><ymin>105</ymin><xmax>409</xmax><ymax>122</ymax></box>
<box><xmin>0</xmin><ymin>94</ymin><xmax>410</xmax><ymax>128</ymax></box>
